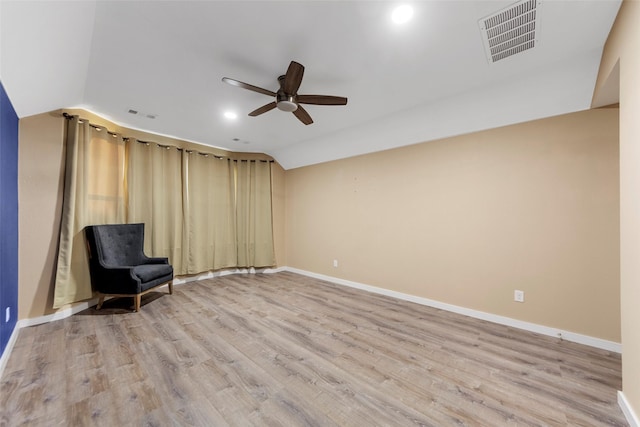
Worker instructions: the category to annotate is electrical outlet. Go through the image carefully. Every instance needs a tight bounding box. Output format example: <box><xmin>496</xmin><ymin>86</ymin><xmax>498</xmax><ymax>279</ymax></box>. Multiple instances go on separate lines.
<box><xmin>514</xmin><ymin>290</ymin><xmax>525</xmax><ymax>303</ymax></box>
<box><xmin>333</xmin><ymin>259</ymin><xmax>338</xmax><ymax>268</ymax></box>
<box><xmin>5</xmin><ymin>307</ymin><xmax>10</xmax><ymax>323</ymax></box>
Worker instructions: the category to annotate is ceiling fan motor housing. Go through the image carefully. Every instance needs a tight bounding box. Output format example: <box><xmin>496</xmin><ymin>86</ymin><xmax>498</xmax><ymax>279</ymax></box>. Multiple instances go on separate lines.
<box><xmin>276</xmin><ymin>91</ymin><xmax>298</xmax><ymax>112</ymax></box>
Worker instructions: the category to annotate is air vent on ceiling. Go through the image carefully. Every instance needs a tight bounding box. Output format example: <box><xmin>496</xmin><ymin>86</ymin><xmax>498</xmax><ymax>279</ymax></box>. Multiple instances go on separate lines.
<box><xmin>128</xmin><ymin>108</ymin><xmax>157</xmax><ymax>119</ymax></box>
<box><xmin>479</xmin><ymin>0</ymin><xmax>541</xmax><ymax>64</ymax></box>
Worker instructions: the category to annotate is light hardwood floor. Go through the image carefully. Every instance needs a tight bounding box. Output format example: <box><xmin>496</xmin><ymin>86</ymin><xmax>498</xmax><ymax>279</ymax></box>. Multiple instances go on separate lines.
<box><xmin>0</xmin><ymin>272</ymin><xmax>628</xmax><ymax>426</ymax></box>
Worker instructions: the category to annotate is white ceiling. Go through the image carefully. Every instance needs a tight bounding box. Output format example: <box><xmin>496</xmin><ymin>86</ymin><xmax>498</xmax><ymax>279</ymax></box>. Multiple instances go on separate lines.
<box><xmin>0</xmin><ymin>0</ymin><xmax>621</xmax><ymax>169</ymax></box>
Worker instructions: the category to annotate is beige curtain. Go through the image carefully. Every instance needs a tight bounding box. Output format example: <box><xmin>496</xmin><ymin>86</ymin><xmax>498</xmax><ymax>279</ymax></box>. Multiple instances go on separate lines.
<box><xmin>236</xmin><ymin>160</ymin><xmax>275</xmax><ymax>267</ymax></box>
<box><xmin>53</xmin><ymin>117</ymin><xmax>126</xmax><ymax>308</ymax></box>
<box><xmin>126</xmin><ymin>140</ymin><xmax>185</xmax><ymax>273</ymax></box>
<box><xmin>184</xmin><ymin>153</ymin><xmax>237</xmax><ymax>274</ymax></box>
<box><xmin>53</xmin><ymin>118</ymin><xmax>276</xmax><ymax>307</ymax></box>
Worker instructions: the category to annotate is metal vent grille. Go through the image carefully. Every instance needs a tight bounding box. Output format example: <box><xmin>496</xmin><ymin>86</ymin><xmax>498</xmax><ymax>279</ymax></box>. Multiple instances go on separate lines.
<box><xmin>479</xmin><ymin>0</ymin><xmax>540</xmax><ymax>63</ymax></box>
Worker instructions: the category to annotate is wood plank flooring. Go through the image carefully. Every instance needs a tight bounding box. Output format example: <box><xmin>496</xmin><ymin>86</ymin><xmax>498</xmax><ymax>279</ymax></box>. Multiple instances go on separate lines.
<box><xmin>0</xmin><ymin>272</ymin><xmax>628</xmax><ymax>426</ymax></box>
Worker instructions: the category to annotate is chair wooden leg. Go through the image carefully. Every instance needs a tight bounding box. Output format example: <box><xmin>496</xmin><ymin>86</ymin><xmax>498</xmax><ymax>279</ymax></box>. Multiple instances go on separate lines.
<box><xmin>168</xmin><ymin>280</ymin><xmax>173</xmax><ymax>295</ymax></box>
<box><xmin>134</xmin><ymin>294</ymin><xmax>141</xmax><ymax>312</ymax></box>
<box><xmin>96</xmin><ymin>295</ymin><xmax>105</xmax><ymax>310</ymax></box>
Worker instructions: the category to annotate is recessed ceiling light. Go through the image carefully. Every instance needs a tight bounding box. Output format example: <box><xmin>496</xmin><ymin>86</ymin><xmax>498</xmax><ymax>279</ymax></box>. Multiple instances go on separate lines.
<box><xmin>224</xmin><ymin>111</ymin><xmax>238</xmax><ymax>120</ymax></box>
<box><xmin>392</xmin><ymin>4</ymin><xmax>414</xmax><ymax>24</ymax></box>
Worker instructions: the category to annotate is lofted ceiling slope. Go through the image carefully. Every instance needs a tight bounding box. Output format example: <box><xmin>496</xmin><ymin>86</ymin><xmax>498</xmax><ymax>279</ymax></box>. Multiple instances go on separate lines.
<box><xmin>0</xmin><ymin>0</ymin><xmax>621</xmax><ymax>169</ymax></box>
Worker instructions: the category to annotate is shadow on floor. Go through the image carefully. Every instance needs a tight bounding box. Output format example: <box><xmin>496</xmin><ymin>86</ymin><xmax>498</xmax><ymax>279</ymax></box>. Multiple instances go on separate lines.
<box><xmin>75</xmin><ymin>292</ymin><xmax>166</xmax><ymax>315</ymax></box>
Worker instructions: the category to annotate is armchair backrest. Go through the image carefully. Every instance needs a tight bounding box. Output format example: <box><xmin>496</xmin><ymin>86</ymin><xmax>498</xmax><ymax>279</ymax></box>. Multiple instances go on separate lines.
<box><xmin>85</xmin><ymin>223</ymin><xmax>147</xmax><ymax>267</ymax></box>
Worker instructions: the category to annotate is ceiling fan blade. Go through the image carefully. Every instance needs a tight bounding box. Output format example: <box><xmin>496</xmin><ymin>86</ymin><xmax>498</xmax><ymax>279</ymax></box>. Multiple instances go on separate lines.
<box><xmin>222</xmin><ymin>77</ymin><xmax>276</xmax><ymax>97</ymax></box>
<box><xmin>283</xmin><ymin>61</ymin><xmax>304</xmax><ymax>95</ymax></box>
<box><xmin>297</xmin><ymin>95</ymin><xmax>348</xmax><ymax>106</ymax></box>
<box><xmin>293</xmin><ymin>105</ymin><xmax>313</xmax><ymax>125</ymax></box>
<box><xmin>249</xmin><ymin>102</ymin><xmax>277</xmax><ymax>116</ymax></box>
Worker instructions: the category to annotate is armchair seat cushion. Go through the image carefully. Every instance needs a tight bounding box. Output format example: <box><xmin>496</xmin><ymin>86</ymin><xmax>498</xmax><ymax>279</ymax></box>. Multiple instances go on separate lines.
<box><xmin>133</xmin><ymin>264</ymin><xmax>173</xmax><ymax>283</ymax></box>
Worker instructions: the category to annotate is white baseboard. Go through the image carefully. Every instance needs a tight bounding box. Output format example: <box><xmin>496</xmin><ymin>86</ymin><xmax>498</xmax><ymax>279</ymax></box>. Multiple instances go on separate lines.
<box><xmin>16</xmin><ymin>298</ymin><xmax>100</xmax><ymax>329</ymax></box>
<box><xmin>283</xmin><ymin>267</ymin><xmax>622</xmax><ymax>353</ymax></box>
<box><xmin>0</xmin><ymin>325</ymin><xmax>21</xmax><ymax>382</ymax></box>
<box><xmin>619</xmin><ymin>391</ymin><xmax>640</xmax><ymax>427</ymax></box>
<box><xmin>173</xmin><ymin>266</ymin><xmax>286</xmax><ymax>285</ymax></box>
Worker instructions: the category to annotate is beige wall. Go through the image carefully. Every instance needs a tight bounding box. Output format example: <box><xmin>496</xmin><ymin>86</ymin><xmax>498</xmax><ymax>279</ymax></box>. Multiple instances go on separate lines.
<box><xmin>18</xmin><ymin>110</ymin><xmax>287</xmax><ymax>319</ymax></box>
<box><xmin>285</xmin><ymin>109</ymin><xmax>620</xmax><ymax>342</ymax></box>
<box><xmin>594</xmin><ymin>0</ymin><xmax>640</xmax><ymax>419</ymax></box>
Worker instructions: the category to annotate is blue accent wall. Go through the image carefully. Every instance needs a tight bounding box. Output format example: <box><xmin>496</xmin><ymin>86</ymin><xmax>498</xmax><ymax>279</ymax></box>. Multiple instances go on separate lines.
<box><xmin>0</xmin><ymin>80</ymin><xmax>19</xmax><ymax>357</ymax></box>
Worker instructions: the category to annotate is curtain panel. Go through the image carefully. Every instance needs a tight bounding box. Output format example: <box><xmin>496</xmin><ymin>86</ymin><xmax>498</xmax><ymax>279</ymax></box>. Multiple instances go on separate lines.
<box><xmin>236</xmin><ymin>160</ymin><xmax>276</xmax><ymax>268</ymax></box>
<box><xmin>127</xmin><ymin>140</ymin><xmax>185</xmax><ymax>273</ymax></box>
<box><xmin>54</xmin><ymin>117</ymin><xmax>126</xmax><ymax>308</ymax></box>
<box><xmin>183</xmin><ymin>152</ymin><xmax>237</xmax><ymax>274</ymax></box>
<box><xmin>53</xmin><ymin>116</ymin><xmax>275</xmax><ymax>308</ymax></box>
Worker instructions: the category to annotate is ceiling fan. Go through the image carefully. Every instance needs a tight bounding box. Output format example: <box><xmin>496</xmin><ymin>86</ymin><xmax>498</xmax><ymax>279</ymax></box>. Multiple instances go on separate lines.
<box><xmin>222</xmin><ymin>61</ymin><xmax>347</xmax><ymax>125</ymax></box>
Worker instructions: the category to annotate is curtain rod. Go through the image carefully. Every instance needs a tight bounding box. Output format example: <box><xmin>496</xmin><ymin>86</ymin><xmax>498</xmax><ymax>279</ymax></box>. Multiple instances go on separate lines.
<box><xmin>62</xmin><ymin>112</ymin><xmax>274</xmax><ymax>163</ymax></box>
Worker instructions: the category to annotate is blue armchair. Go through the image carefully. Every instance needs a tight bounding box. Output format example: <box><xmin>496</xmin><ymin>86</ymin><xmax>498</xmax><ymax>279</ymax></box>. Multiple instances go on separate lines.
<box><xmin>85</xmin><ymin>223</ymin><xmax>173</xmax><ymax>311</ymax></box>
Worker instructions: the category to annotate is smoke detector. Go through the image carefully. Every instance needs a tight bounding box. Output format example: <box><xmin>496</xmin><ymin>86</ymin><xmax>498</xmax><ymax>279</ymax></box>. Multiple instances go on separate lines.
<box><xmin>479</xmin><ymin>0</ymin><xmax>541</xmax><ymax>64</ymax></box>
